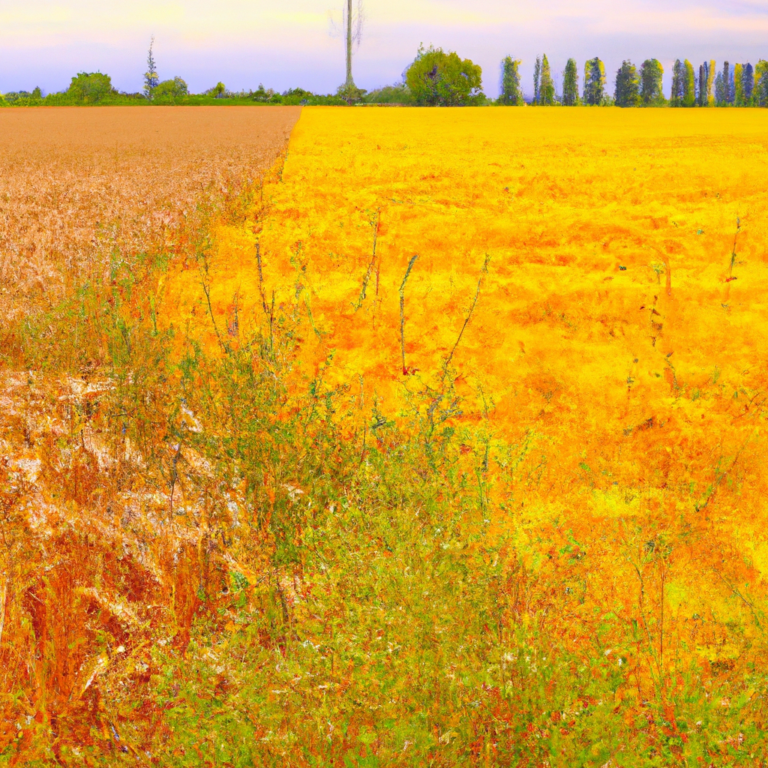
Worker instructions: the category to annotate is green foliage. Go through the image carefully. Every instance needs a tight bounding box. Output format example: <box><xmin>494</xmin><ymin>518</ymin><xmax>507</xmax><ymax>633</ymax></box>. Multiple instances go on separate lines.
<box><xmin>533</xmin><ymin>56</ymin><xmax>541</xmax><ymax>104</ymax></box>
<box><xmin>640</xmin><ymin>58</ymin><xmax>665</xmax><ymax>105</ymax></box>
<box><xmin>538</xmin><ymin>54</ymin><xmax>555</xmax><ymax>105</ymax></box>
<box><xmin>499</xmin><ymin>56</ymin><xmax>523</xmax><ymax>105</ymax></box>
<box><xmin>743</xmin><ymin>63</ymin><xmax>755</xmax><ymax>103</ymax></box>
<box><xmin>562</xmin><ymin>58</ymin><xmax>579</xmax><ymax>106</ymax></box>
<box><xmin>683</xmin><ymin>60</ymin><xmax>696</xmax><ymax>107</ymax></box>
<box><xmin>252</xmin><ymin>83</ymin><xmax>280</xmax><ymax>103</ymax></box>
<box><xmin>715</xmin><ymin>72</ymin><xmax>727</xmax><ymax>105</ymax></box>
<box><xmin>583</xmin><ymin>57</ymin><xmax>606</xmax><ymax>105</ymax></box>
<box><xmin>404</xmin><ymin>44</ymin><xmax>484</xmax><ymax>106</ymax></box>
<box><xmin>756</xmin><ymin>60</ymin><xmax>768</xmax><ymax>106</ymax></box>
<box><xmin>153</xmin><ymin>77</ymin><xmax>189</xmax><ymax>103</ymax></box>
<box><xmin>208</xmin><ymin>82</ymin><xmax>227</xmax><ymax>98</ymax></box>
<box><xmin>336</xmin><ymin>81</ymin><xmax>367</xmax><ymax>104</ymax></box>
<box><xmin>364</xmin><ymin>84</ymin><xmax>416</xmax><ymax>105</ymax></box>
<box><xmin>615</xmin><ymin>60</ymin><xmax>640</xmax><ymax>107</ymax></box>
<box><xmin>67</xmin><ymin>72</ymin><xmax>114</xmax><ymax>104</ymax></box>
<box><xmin>144</xmin><ymin>36</ymin><xmax>159</xmax><ymax>100</ymax></box>
<box><xmin>670</xmin><ymin>60</ymin><xmax>684</xmax><ymax>106</ymax></box>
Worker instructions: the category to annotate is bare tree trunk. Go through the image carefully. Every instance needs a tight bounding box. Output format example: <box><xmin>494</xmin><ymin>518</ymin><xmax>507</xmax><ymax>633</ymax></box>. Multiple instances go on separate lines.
<box><xmin>346</xmin><ymin>0</ymin><xmax>354</xmax><ymax>87</ymax></box>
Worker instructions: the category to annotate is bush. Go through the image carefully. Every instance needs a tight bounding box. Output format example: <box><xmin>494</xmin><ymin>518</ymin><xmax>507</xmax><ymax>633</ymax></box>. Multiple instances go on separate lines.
<box><xmin>153</xmin><ymin>76</ymin><xmax>189</xmax><ymax>103</ymax></box>
<box><xmin>364</xmin><ymin>84</ymin><xmax>416</xmax><ymax>105</ymax></box>
<box><xmin>67</xmin><ymin>72</ymin><xmax>114</xmax><ymax>104</ymax></box>
<box><xmin>404</xmin><ymin>44</ymin><xmax>485</xmax><ymax>106</ymax></box>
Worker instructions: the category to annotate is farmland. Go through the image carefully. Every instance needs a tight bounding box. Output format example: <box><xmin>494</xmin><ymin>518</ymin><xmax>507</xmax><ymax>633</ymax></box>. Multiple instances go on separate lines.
<box><xmin>3</xmin><ymin>106</ymin><xmax>768</xmax><ymax>765</ymax></box>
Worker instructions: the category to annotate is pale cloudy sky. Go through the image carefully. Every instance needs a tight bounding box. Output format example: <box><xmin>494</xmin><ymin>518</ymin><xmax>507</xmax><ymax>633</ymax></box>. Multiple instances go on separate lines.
<box><xmin>1</xmin><ymin>0</ymin><xmax>766</xmax><ymax>97</ymax></box>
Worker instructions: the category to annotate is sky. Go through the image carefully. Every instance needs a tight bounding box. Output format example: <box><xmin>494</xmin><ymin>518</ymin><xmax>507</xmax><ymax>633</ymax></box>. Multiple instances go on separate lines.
<box><xmin>1</xmin><ymin>0</ymin><xmax>767</xmax><ymax>98</ymax></box>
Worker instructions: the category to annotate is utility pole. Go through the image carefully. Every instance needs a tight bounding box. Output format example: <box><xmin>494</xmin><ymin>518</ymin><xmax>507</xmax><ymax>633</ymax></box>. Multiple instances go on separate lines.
<box><xmin>345</xmin><ymin>0</ymin><xmax>355</xmax><ymax>88</ymax></box>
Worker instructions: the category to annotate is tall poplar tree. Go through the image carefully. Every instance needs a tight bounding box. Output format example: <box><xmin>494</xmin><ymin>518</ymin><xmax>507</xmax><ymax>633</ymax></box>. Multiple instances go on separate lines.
<box><xmin>707</xmin><ymin>60</ymin><xmax>716</xmax><ymax>105</ymax></box>
<box><xmin>756</xmin><ymin>60</ymin><xmax>768</xmax><ymax>106</ymax></box>
<box><xmin>583</xmin><ymin>57</ymin><xmax>606</xmax><ymax>105</ymax></box>
<box><xmin>533</xmin><ymin>57</ymin><xmax>541</xmax><ymax>104</ymax></box>
<box><xmin>722</xmin><ymin>62</ymin><xmax>731</xmax><ymax>104</ymax></box>
<box><xmin>698</xmin><ymin>63</ymin><xmax>707</xmax><ymax>106</ymax></box>
<box><xmin>640</xmin><ymin>59</ymin><xmax>664</xmax><ymax>105</ymax></box>
<box><xmin>562</xmin><ymin>59</ymin><xmax>579</xmax><ymax>105</ymax></box>
<box><xmin>683</xmin><ymin>60</ymin><xmax>696</xmax><ymax>107</ymax></box>
<box><xmin>743</xmin><ymin>63</ymin><xmax>755</xmax><ymax>104</ymax></box>
<box><xmin>615</xmin><ymin>61</ymin><xmax>640</xmax><ymax>107</ymax></box>
<box><xmin>499</xmin><ymin>56</ymin><xmax>523</xmax><ymax>105</ymax></box>
<box><xmin>715</xmin><ymin>72</ymin><xmax>726</xmax><ymax>105</ymax></box>
<box><xmin>539</xmin><ymin>55</ymin><xmax>555</xmax><ymax>105</ymax></box>
<box><xmin>144</xmin><ymin>36</ymin><xmax>159</xmax><ymax>101</ymax></box>
<box><xmin>670</xmin><ymin>60</ymin><xmax>684</xmax><ymax>106</ymax></box>
<box><xmin>734</xmin><ymin>63</ymin><xmax>744</xmax><ymax>105</ymax></box>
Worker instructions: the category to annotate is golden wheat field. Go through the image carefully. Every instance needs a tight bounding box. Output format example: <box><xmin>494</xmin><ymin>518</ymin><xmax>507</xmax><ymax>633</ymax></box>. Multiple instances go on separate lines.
<box><xmin>4</xmin><ymin>106</ymin><xmax>768</xmax><ymax>765</ymax></box>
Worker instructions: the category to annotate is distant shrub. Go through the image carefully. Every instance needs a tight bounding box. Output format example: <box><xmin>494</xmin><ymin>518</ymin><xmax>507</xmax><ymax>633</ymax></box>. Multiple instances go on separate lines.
<box><xmin>364</xmin><ymin>84</ymin><xmax>415</xmax><ymax>105</ymax></box>
<box><xmin>4</xmin><ymin>91</ymin><xmax>31</xmax><ymax>103</ymax></box>
<box><xmin>67</xmin><ymin>72</ymin><xmax>114</xmax><ymax>104</ymax></box>
<box><xmin>204</xmin><ymin>82</ymin><xmax>227</xmax><ymax>98</ymax></box>
<box><xmin>153</xmin><ymin>77</ymin><xmax>189</xmax><ymax>103</ymax></box>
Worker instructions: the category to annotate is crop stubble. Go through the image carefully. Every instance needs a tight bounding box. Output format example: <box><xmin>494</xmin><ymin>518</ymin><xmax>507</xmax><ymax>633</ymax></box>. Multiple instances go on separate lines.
<box><xmin>0</xmin><ymin>107</ymin><xmax>299</xmax><ymax>761</ymax></box>
<box><xmin>0</xmin><ymin>106</ymin><xmax>300</xmax><ymax>322</ymax></box>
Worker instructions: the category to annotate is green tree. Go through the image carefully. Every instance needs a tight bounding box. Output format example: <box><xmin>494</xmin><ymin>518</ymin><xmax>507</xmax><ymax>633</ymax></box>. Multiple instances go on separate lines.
<box><xmin>144</xmin><ymin>36</ymin><xmax>159</xmax><ymax>101</ymax></box>
<box><xmin>67</xmin><ymin>72</ymin><xmax>113</xmax><ymax>103</ymax></box>
<box><xmin>707</xmin><ymin>60</ymin><xmax>716</xmax><ymax>105</ymax></box>
<box><xmin>533</xmin><ymin>56</ymin><xmax>541</xmax><ymax>104</ymax></box>
<box><xmin>562</xmin><ymin>58</ymin><xmax>578</xmax><ymax>106</ymax></box>
<box><xmin>583</xmin><ymin>57</ymin><xmax>606</xmax><ymax>105</ymax></box>
<box><xmin>153</xmin><ymin>77</ymin><xmax>188</xmax><ymax>103</ymax></box>
<box><xmin>756</xmin><ymin>60</ymin><xmax>768</xmax><ymax>106</ymax></box>
<box><xmin>715</xmin><ymin>71</ymin><xmax>726</xmax><ymax>105</ymax></box>
<box><xmin>722</xmin><ymin>61</ymin><xmax>732</xmax><ymax>104</ymax></box>
<box><xmin>615</xmin><ymin>60</ymin><xmax>640</xmax><ymax>107</ymax></box>
<box><xmin>640</xmin><ymin>59</ymin><xmax>664</xmax><ymax>105</ymax></box>
<box><xmin>404</xmin><ymin>45</ymin><xmax>484</xmax><ymax>106</ymax></box>
<box><xmin>683</xmin><ymin>60</ymin><xmax>696</xmax><ymax>106</ymax></box>
<box><xmin>734</xmin><ymin>63</ymin><xmax>744</xmax><ymax>105</ymax></box>
<box><xmin>539</xmin><ymin>54</ymin><xmax>555</xmax><ymax>105</ymax></box>
<box><xmin>499</xmin><ymin>56</ymin><xmax>523</xmax><ymax>105</ymax></box>
<box><xmin>670</xmin><ymin>60</ymin><xmax>684</xmax><ymax>106</ymax></box>
<box><xmin>743</xmin><ymin>63</ymin><xmax>755</xmax><ymax>104</ymax></box>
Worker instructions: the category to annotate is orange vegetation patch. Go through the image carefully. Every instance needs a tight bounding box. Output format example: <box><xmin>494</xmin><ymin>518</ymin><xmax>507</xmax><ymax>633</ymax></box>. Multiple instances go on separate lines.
<box><xmin>0</xmin><ymin>106</ymin><xmax>300</xmax><ymax>323</ymax></box>
<box><xmin>0</xmin><ymin>108</ymin><xmax>298</xmax><ymax>763</ymax></box>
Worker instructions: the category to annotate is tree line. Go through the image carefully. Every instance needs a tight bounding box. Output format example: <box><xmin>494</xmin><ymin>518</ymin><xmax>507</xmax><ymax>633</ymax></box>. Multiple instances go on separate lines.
<box><xmin>499</xmin><ymin>55</ymin><xmax>768</xmax><ymax>106</ymax></box>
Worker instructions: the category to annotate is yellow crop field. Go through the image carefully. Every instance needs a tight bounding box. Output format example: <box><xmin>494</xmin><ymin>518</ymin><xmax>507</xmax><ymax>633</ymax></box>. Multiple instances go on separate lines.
<box><xmin>158</xmin><ymin>107</ymin><xmax>768</xmax><ymax>763</ymax></box>
<box><xmin>5</xmin><ymin>106</ymin><xmax>768</xmax><ymax>765</ymax></box>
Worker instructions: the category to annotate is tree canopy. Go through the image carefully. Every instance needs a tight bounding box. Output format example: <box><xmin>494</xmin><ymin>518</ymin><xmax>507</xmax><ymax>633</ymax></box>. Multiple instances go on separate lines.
<box><xmin>153</xmin><ymin>77</ymin><xmax>189</xmax><ymax>103</ymax></box>
<box><xmin>405</xmin><ymin>45</ymin><xmax>484</xmax><ymax>106</ymax></box>
<box><xmin>562</xmin><ymin>59</ymin><xmax>579</xmax><ymax>106</ymax></box>
<box><xmin>499</xmin><ymin>57</ymin><xmax>523</xmax><ymax>105</ymax></box>
<box><xmin>66</xmin><ymin>72</ymin><xmax>114</xmax><ymax>104</ymax></box>
<box><xmin>583</xmin><ymin>58</ymin><xmax>606</xmax><ymax>105</ymax></box>
<box><xmin>615</xmin><ymin>61</ymin><xmax>640</xmax><ymax>107</ymax></box>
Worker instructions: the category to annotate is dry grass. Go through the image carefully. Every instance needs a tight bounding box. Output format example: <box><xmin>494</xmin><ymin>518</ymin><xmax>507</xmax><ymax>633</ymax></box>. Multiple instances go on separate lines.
<box><xmin>0</xmin><ymin>107</ymin><xmax>299</xmax><ymax>764</ymax></box>
<box><xmin>0</xmin><ymin>106</ymin><xmax>299</xmax><ymax>323</ymax></box>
